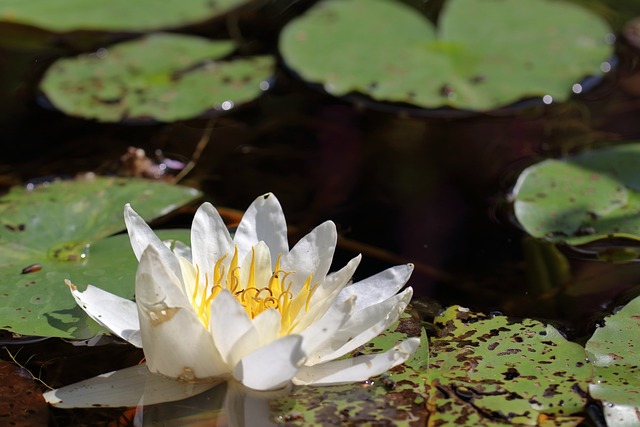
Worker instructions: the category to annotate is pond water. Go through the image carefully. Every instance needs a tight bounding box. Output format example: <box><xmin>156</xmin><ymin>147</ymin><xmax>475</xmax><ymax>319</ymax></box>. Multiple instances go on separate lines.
<box><xmin>1</xmin><ymin>1</ymin><xmax>640</xmax><ymax>425</ymax></box>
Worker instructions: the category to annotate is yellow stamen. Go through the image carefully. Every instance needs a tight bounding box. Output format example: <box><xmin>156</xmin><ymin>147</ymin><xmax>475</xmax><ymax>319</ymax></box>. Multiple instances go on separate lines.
<box><xmin>228</xmin><ymin>247</ymin><xmax>239</xmax><ymax>292</ymax></box>
<box><xmin>192</xmin><ymin>264</ymin><xmax>201</xmax><ymax>304</ymax></box>
<box><xmin>213</xmin><ymin>255</ymin><xmax>227</xmax><ymax>287</ymax></box>
<box><xmin>188</xmin><ymin>245</ymin><xmax>318</xmax><ymax>335</ymax></box>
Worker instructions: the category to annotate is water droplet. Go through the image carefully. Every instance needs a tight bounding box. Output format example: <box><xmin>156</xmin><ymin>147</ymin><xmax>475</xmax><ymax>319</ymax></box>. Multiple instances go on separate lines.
<box><xmin>601</xmin><ymin>62</ymin><xmax>612</xmax><ymax>73</ymax></box>
<box><xmin>221</xmin><ymin>100</ymin><xmax>234</xmax><ymax>111</ymax></box>
<box><xmin>605</xmin><ymin>33</ymin><xmax>616</xmax><ymax>45</ymax></box>
<box><xmin>572</xmin><ymin>84</ymin><xmax>582</xmax><ymax>94</ymax></box>
<box><xmin>542</xmin><ymin>95</ymin><xmax>553</xmax><ymax>105</ymax></box>
<box><xmin>96</xmin><ymin>48</ymin><xmax>109</xmax><ymax>59</ymax></box>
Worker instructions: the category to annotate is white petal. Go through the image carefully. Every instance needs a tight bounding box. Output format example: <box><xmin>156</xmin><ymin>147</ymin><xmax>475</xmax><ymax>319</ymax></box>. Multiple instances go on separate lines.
<box><xmin>280</xmin><ymin>221</ymin><xmax>337</xmax><ymax>294</ymax></box>
<box><xmin>227</xmin><ymin>329</ymin><xmax>263</xmax><ymax>370</ymax></box>
<box><xmin>178</xmin><ymin>256</ymin><xmax>198</xmax><ymax>305</ymax></box>
<box><xmin>252</xmin><ymin>308</ymin><xmax>281</xmax><ymax>347</ymax></box>
<box><xmin>124</xmin><ymin>204</ymin><xmax>182</xmax><ymax>279</ymax></box>
<box><xmin>136</xmin><ymin>245</ymin><xmax>190</xmax><ymax>309</ymax></box>
<box><xmin>233</xmin><ymin>335</ymin><xmax>305</xmax><ymax>390</ymax></box>
<box><xmin>314</xmin><ymin>254</ymin><xmax>362</xmax><ymax>302</ymax></box>
<box><xmin>69</xmin><ymin>282</ymin><xmax>141</xmax><ymax>347</ymax></box>
<box><xmin>299</xmin><ymin>296</ymin><xmax>355</xmax><ymax>360</ymax></box>
<box><xmin>291</xmin><ymin>254</ymin><xmax>362</xmax><ymax>333</ymax></box>
<box><xmin>170</xmin><ymin>240</ymin><xmax>192</xmax><ymax>262</ymax></box>
<box><xmin>227</xmin><ymin>308</ymin><xmax>285</xmax><ymax>371</ymax></box>
<box><xmin>139</xmin><ymin>304</ymin><xmax>228</xmax><ymax>380</ymax></box>
<box><xmin>209</xmin><ymin>290</ymin><xmax>255</xmax><ymax>364</ymax></box>
<box><xmin>43</xmin><ymin>364</ymin><xmax>215</xmax><ymax>408</ymax></box>
<box><xmin>311</xmin><ymin>288</ymin><xmax>413</xmax><ymax>363</ymax></box>
<box><xmin>190</xmin><ymin>202</ymin><xmax>233</xmax><ymax>282</ymax></box>
<box><xmin>234</xmin><ymin>193</ymin><xmax>289</xmax><ymax>265</ymax></box>
<box><xmin>292</xmin><ymin>338</ymin><xmax>420</xmax><ymax>386</ymax></box>
<box><xmin>137</xmin><ymin>247</ymin><xmax>228</xmax><ymax>379</ymax></box>
<box><xmin>336</xmin><ymin>264</ymin><xmax>414</xmax><ymax>312</ymax></box>
<box><xmin>239</xmin><ymin>241</ymin><xmax>272</xmax><ymax>291</ymax></box>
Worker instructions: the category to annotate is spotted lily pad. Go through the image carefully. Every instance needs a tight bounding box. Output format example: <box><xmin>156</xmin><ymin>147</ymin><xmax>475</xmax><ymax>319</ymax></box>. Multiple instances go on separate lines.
<box><xmin>39</xmin><ymin>33</ymin><xmax>274</xmax><ymax>122</ymax></box>
<box><xmin>270</xmin><ymin>315</ymin><xmax>429</xmax><ymax>425</ymax></box>
<box><xmin>585</xmin><ymin>295</ymin><xmax>640</xmax><ymax>427</ymax></box>
<box><xmin>512</xmin><ymin>143</ymin><xmax>640</xmax><ymax>255</ymax></box>
<box><xmin>425</xmin><ymin>306</ymin><xmax>591</xmax><ymax>426</ymax></box>
<box><xmin>0</xmin><ymin>0</ymin><xmax>250</xmax><ymax>33</ymax></box>
<box><xmin>279</xmin><ymin>0</ymin><xmax>613</xmax><ymax>111</ymax></box>
<box><xmin>0</xmin><ymin>176</ymin><xmax>199</xmax><ymax>338</ymax></box>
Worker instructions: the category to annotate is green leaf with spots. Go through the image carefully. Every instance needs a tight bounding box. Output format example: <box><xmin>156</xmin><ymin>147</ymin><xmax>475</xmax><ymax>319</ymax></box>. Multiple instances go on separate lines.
<box><xmin>40</xmin><ymin>33</ymin><xmax>274</xmax><ymax>122</ymax></box>
<box><xmin>0</xmin><ymin>0</ymin><xmax>249</xmax><ymax>33</ymax></box>
<box><xmin>0</xmin><ymin>176</ymin><xmax>199</xmax><ymax>338</ymax></box>
<box><xmin>585</xmin><ymin>295</ymin><xmax>640</xmax><ymax>427</ymax></box>
<box><xmin>279</xmin><ymin>0</ymin><xmax>612</xmax><ymax>111</ymax></box>
<box><xmin>426</xmin><ymin>306</ymin><xmax>591</xmax><ymax>426</ymax></box>
<box><xmin>270</xmin><ymin>314</ymin><xmax>429</xmax><ymax>425</ymax></box>
<box><xmin>513</xmin><ymin>143</ymin><xmax>640</xmax><ymax>257</ymax></box>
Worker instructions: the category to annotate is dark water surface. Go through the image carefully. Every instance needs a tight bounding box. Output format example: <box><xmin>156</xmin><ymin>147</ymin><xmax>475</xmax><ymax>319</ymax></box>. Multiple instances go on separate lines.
<box><xmin>2</xmin><ymin>3</ymin><xmax>640</xmax><ymax>426</ymax></box>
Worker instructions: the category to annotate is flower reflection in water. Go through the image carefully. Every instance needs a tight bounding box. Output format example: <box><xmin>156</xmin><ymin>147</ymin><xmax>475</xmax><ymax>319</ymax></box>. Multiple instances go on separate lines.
<box><xmin>136</xmin><ymin>381</ymin><xmax>278</xmax><ymax>427</ymax></box>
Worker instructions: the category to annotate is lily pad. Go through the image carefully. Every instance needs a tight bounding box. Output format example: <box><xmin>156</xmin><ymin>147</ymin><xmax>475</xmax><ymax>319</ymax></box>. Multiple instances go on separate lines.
<box><xmin>279</xmin><ymin>0</ymin><xmax>613</xmax><ymax>111</ymax></box>
<box><xmin>270</xmin><ymin>314</ymin><xmax>429</xmax><ymax>425</ymax></box>
<box><xmin>0</xmin><ymin>0</ymin><xmax>250</xmax><ymax>33</ymax></box>
<box><xmin>425</xmin><ymin>306</ymin><xmax>591</xmax><ymax>426</ymax></box>
<box><xmin>512</xmin><ymin>143</ymin><xmax>640</xmax><ymax>250</ymax></box>
<box><xmin>0</xmin><ymin>176</ymin><xmax>199</xmax><ymax>338</ymax></box>
<box><xmin>585</xmin><ymin>295</ymin><xmax>640</xmax><ymax>427</ymax></box>
<box><xmin>39</xmin><ymin>33</ymin><xmax>275</xmax><ymax>122</ymax></box>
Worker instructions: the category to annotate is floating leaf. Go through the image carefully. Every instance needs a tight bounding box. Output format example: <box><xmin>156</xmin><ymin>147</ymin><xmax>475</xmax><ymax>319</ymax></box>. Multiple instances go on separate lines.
<box><xmin>270</xmin><ymin>314</ymin><xmax>429</xmax><ymax>425</ymax></box>
<box><xmin>512</xmin><ymin>143</ymin><xmax>640</xmax><ymax>253</ymax></box>
<box><xmin>0</xmin><ymin>176</ymin><xmax>199</xmax><ymax>338</ymax></box>
<box><xmin>0</xmin><ymin>0</ymin><xmax>250</xmax><ymax>33</ymax></box>
<box><xmin>425</xmin><ymin>306</ymin><xmax>591</xmax><ymax>426</ymax></box>
<box><xmin>585</xmin><ymin>295</ymin><xmax>640</xmax><ymax>427</ymax></box>
<box><xmin>279</xmin><ymin>0</ymin><xmax>612</xmax><ymax>111</ymax></box>
<box><xmin>39</xmin><ymin>33</ymin><xmax>274</xmax><ymax>122</ymax></box>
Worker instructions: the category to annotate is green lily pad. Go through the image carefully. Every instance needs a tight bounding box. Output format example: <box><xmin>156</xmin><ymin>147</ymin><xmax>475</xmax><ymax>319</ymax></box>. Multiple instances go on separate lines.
<box><xmin>0</xmin><ymin>0</ymin><xmax>250</xmax><ymax>33</ymax></box>
<box><xmin>39</xmin><ymin>33</ymin><xmax>275</xmax><ymax>122</ymax></box>
<box><xmin>425</xmin><ymin>306</ymin><xmax>591</xmax><ymax>426</ymax></box>
<box><xmin>0</xmin><ymin>176</ymin><xmax>199</xmax><ymax>338</ymax></box>
<box><xmin>279</xmin><ymin>0</ymin><xmax>613</xmax><ymax>111</ymax></box>
<box><xmin>271</xmin><ymin>314</ymin><xmax>429</xmax><ymax>425</ymax></box>
<box><xmin>512</xmin><ymin>143</ymin><xmax>640</xmax><ymax>251</ymax></box>
<box><xmin>585</xmin><ymin>295</ymin><xmax>640</xmax><ymax>427</ymax></box>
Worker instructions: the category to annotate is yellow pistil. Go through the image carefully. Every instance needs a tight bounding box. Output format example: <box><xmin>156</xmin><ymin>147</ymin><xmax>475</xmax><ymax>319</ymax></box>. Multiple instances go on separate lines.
<box><xmin>190</xmin><ymin>246</ymin><xmax>318</xmax><ymax>335</ymax></box>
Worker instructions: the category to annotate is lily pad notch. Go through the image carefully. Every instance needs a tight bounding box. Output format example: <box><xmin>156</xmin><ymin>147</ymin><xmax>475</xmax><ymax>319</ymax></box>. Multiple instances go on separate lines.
<box><xmin>279</xmin><ymin>0</ymin><xmax>614</xmax><ymax>111</ymax></box>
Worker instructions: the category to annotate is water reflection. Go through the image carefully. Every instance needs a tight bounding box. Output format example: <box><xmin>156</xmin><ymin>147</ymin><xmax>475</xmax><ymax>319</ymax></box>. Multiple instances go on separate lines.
<box><xmin>46</xmin><ymin>363</ymin><xmax>282</xmax><ymax>426</ymax></box>
<box><xmin>135</xmin><ymin>381</ymin><xmax>278</xmax><ymax>427</ymax></box>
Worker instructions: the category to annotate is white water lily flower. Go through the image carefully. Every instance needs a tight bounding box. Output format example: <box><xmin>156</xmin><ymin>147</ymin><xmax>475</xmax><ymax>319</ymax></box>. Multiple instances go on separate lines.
<box><xmin>45</xmin><ymin>193</ymin><xmax>418</xmax><ymax>407</ymax></box>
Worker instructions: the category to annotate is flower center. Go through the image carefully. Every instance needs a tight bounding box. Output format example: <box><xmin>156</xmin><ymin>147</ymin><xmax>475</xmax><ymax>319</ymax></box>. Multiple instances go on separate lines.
<box><xmin>191</xmin><ymin>246</ymin><xmax>318</xmax><ymax>335</ymax></box>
